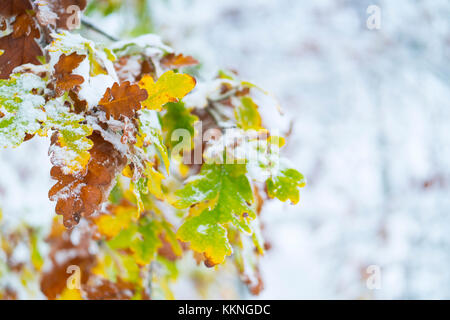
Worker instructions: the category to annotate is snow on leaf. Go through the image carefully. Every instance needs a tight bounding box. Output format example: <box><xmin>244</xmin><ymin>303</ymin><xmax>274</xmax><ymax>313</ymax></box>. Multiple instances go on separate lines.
<box><xmin>266</xmin><ymin>167</ymin><xmax>306</xmax><ymax>204</ymax></box>
<box><xmin>45</xmin><ymin>97</ymin><xmax>93</xmax><ymax>175</ymax></box>
<box><xmin>234</xmin><ymin>231</ymin><xmax>264</xmax><ymax>295</ymax></box>
<box><xmin>36</xmin><ymin>0</ymin><xmax>87</xmax><ymax>30</ymax></box>
<box><xmin>99</xmin><ymin>81</ymin><xmax>148</xmax><ymax>120</ymax></box>
<box><xmin>111</xmin><ymin>34</ymin><xmax>173</xmax><ymax>59</ymax></box>
<box><xmin>175</xmin><ymin>163</ymin><xmax>255</xmax><ymax>265</ymax></box>
<box><xmin>49</xmin><ymin>131</ymin><xmax>127</xmax><ymax>228</ymax></box>
<box><xmin>138</xmin><ymin>71</ymin><xmax>196</xmax><ymax>111</ymax></box>
<box><xmin>48</xmin><ymin>31</ymin><xmax>118</xmax><ymax>107</ymax></box>
<box><xmin>177</xmin><ymin>210</ymin><xmax>232</xmax><ymax>267</ymax></box>
<box><xmin>0</xmin><ymin>73</ymin><xmax>46</xmax><ymax>147</ymax></box>
<box><xmin>0</xmin><ymin>3</ymin><xmax>43</xmax><ymax>79</ymax></box>
<box><xmin>203</xmin><ymin>128</ymin><xmax>286</xmax><ymax>183</ymax></box>
<box><xmin>138</xmin><ymin>109</ymin><xmax>169</xmax><ymax>172</ymax></box>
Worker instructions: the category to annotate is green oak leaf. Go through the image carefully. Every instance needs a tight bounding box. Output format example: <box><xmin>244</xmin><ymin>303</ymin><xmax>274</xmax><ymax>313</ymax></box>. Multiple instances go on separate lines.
<box><xmin>177</xmin><ymin>210</ymin><xmax>232</xmax><ymax>266</ymax></box>
<box><xmin>175</xmin><ymin>163</ymin><xmax>255</xmax><ymax>265</ymax></box>
<box><xmin>133</xmin><ymin>219</ymin><xmax>161</xmax><ymax>265</ymax></box>
<box><xmin>45</xmin><ymin>97</ymin><xmax>93</xmax><ymax>175</ymax></box>
<box><xmin>0</xmin><ymin>74</ymin><xmax>46</xmax><ymax>147</ymax></box>
<box><xmin>161</xmin><ymin>102</ymin><xmax>198</xmax><ymax>149</ymax></box>
<box><xmin>266</xmin><ymin>168</ymin><xmax>306</xmax><ymax>204</ymax></box>
<box><xmin>107</xmin><ymin>217</ymin><xmax>162</xmax><ymax>266</ymax></box>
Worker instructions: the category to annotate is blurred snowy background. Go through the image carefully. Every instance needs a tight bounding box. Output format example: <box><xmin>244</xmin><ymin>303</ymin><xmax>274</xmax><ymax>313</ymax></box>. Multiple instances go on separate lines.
<box><xmin>1</xmin><ymin>0</ymin><xmax>450</xmax><ymax>299</ymax></box>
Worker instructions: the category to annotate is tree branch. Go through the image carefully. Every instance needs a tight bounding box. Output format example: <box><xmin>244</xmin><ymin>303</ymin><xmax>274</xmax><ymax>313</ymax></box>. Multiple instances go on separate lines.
<box><xmin>81</xmin><ymin>17</ymin><xmax>119</xmax><ymax>42</ymax></box>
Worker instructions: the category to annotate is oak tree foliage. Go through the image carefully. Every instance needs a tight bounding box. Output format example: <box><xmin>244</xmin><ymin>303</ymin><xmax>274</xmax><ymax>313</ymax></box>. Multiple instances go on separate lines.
<box><xmin>0</xmin><ymin>0</ymin><xmax>305</xmax><ymax>299</ymax></box>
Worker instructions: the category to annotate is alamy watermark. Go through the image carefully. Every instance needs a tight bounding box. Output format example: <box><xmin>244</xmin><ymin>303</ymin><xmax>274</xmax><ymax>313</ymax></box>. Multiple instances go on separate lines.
<box><xmin>35</xmin><ymin>2</ymin><xmax>82</xmax><ymax>30</ymax></box>
<box><xmin>366</xmin><ymin>265</ymin><xmax>381</xmax><ymax>290</ymax></box>
<box><xmin>366</xmin><ymin>5</ymin><xmax>381</xmax><ymax>30</ymax></box>
<box><xmin>66</xmin><ymin>265</ymin><xmax>81</xmax><ymax>290</ymax></box>
<box><xmin>169</xmin><ymin>123</ymin><xmax>282</xmax><ymax>171</ymax></box>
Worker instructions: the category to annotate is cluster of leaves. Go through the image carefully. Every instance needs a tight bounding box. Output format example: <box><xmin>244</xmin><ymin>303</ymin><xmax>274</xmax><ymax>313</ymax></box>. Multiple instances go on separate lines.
<box><xmin>0</xmin><ymin>0</ymin><xmax>305</xmax><ymax>299</ymax></box>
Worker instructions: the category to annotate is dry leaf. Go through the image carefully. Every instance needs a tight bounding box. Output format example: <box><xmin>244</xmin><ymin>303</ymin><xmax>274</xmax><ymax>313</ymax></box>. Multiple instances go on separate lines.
<box><xmin>49</xmin><ymin>131</ymin><xmax>127</xmax><ymax>228</ymax></box>
<box><xmin>99</xmin><ymin>81</ymin><xmax>148</xmax><ymax>120</ymax></box>
<box><xmin>54</xmin><ymin>52</ymin><xmax>86</xmax><ymax>95</ymax></box>
<box><xmin>161</xmin><ymin>53</ymin><xmax>199</xmax><ymax>69</ymax></box>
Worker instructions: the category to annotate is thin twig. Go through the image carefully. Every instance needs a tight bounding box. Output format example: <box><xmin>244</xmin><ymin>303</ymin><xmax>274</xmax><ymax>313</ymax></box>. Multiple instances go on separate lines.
<box><xmin>81</xmin><ymin>17</ymin><xmax>119</xmax><ymax>42</ymax></box>
<box><xmin>208</xmin><ymin>88</ymin><xmax>238</xmax><ymax>103</ymax></box>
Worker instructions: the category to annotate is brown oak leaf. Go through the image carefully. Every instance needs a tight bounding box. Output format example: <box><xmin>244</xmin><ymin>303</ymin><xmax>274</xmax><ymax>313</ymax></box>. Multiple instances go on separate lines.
<box><xmin>54</xmin><ymin>52</ymin><xmax>86</xmax><ymax>95</ymax></box>
<box><xmin>69</xmin><ymin>90</ymin><xmax>88</xmax><ymax>113</ymax></box>
<box><xmin>98</xmin><ymin>81</ymin><xmax>148</xmax><ymax>120</ymax></box>
<box><xmin>160</xmin><ymin>53</ymin><xmax>199</xmax><ymax>69</ymax></box>
<box><xmin>49</xmin><ymin>132</ymin><xmax>127</xmax><ymax>228</ymax></box>
<box><xmin>40</xmin><ymin>219</ymin><xmax>95</xmax><ymax>299</ymax></box>
<box><xmin>83</xmin><ymin>277</ymin><xmax>149</xmax><ymax>300</ymax></box>
<box><xmin>0</xmin><ymin>3</ymin><xmax>42</xmax><ymax>79</ymax></box>
<box><xmin>0</xmin><ymin>0</ymin><xmax>32</xmax><ymax>18</ymax></box>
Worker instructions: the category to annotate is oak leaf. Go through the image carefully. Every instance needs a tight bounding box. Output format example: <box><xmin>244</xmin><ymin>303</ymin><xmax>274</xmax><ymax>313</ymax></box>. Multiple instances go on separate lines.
<box><xmin>0</xmin><ymin>73</ymin><xmax>46</xmax><ymax>147</ymax></box>
<box><xmin>161</xmin><ymin>102</ymin><xmax>198</xmax><ymax>149</ymax></box>
<box><xmin>235</xmin><ymin>96</ymin><xmax>262</xmax><ymax>130</ymax></box>
<box><xmin>175</xmin><ymin>163</ymin><xmax>255</xmax><ymax>266</ymax></box>
<box><xmin>53</xmin><ymin>52</ymin><xmax>86</xmax><ymax>96</ymax></box>
<box><xmin>83</xmin><ymin>277</ymin><xmax>144</xmax><ymax>300</ymax></box>
<box><xmin>138</xmin><ymin>71</ymin><xmax>196</xmax><ymax>111</ymax></box>
<box><xmin>49</xmin><ymin>131</ymin><xmax>127</xmax><ymax>228</ymax></box>
<box><xmin>0</xmin><ymin>7</ymin><xmax>42</xmax><ymax>79</ymax></box>
<box><xmin>160</xmin><ymin>53</ymin><xmax>199</xmax><ymax>69</ymax></box>
<box><xmin>41</xmin><ymin>218</ymin><xmax>95</xmax><ymax>299</ymax></box>
<box><xmin>45</xmin><ymin>98</ymin><xmax>93</xmax><ymax>175</ymax></box>
<box><xmin>99</xmin><ymin>81</ymin><xmax>148</xmax><ymax>120</ymax></box>
<box><xmin>266</xmin><ymin>167</ymin><xmax>306</xmax><ymax>204</ymax></box>
<box><xmin>0</xmin><ymin>0</ymin><xmax>32</xmax><ymax>18</ymax></box>
<box><xmin>138</xmin><ymin>109</ymin><xmax>169</xmax><ymax>172</ymax></box>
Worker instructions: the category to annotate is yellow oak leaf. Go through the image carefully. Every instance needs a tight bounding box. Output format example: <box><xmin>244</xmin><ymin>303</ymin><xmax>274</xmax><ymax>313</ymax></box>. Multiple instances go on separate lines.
<box><xmin>138</xmin><ymin>71</ymin><xmax>196</xmax><ymax>111</ymax></box>
<box><xmin>95</xmin><ymin>205</ymin><xmax>138</xmax><ymax>239</ymax></box>
<box><xmin>146</xmin><ymin>165</ymin><xmax>165</xmax><ymax>200</ymax></box>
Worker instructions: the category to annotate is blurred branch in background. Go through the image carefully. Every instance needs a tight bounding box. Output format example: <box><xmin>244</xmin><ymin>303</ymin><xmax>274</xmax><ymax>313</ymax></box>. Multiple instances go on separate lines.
<box><xmin>85</xmin><ymin>0</ymin><xmax>154</xmax><ymax>37</ymax></box>
<box><xmin>81</xmin><ymin>16</ymin><xmax>119</xmax><ymax>41</ymax></box>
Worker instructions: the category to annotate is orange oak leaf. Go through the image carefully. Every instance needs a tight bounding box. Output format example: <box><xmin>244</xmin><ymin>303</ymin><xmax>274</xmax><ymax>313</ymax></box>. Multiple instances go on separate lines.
<box><xmin>98</xmin><ymin>81</ymin><xmax>148</xmax><ymax>120</ymax></box>
<box><xmin>54</xmin><ymin>52</ymin><xmax>86</xmax><ymax>95</ymax></box>
<box><xmin>49</xmin><ymin>132</ymin><xmax>127</xmax><ymax>228</ymax></box>
<box><xmin>160</xmin><ymin>53</ymin><xmax>199</xmax><ymax>69</ymax></box>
